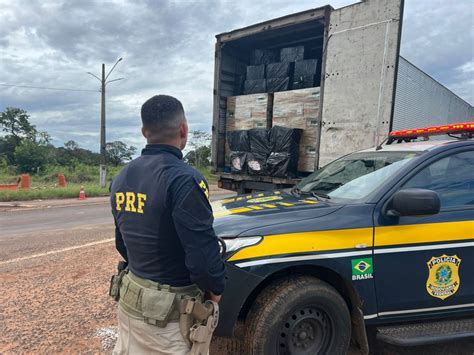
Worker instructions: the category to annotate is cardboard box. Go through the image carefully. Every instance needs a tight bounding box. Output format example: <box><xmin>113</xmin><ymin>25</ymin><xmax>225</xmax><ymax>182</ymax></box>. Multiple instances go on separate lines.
<box><xmin>226</xmin><ymin>94</ymin><xmax>273</xmax><ymax>131</ymax></box>
<box><xmin>272</xmin><ymin>88</ymin><xmax>320</xmax><ymax>172</ymax></box>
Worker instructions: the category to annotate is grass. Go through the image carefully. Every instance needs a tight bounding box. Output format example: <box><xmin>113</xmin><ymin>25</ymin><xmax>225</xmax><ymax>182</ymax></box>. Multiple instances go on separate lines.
<box><xmin>0</xmin><ymin>183</ymin><xmax>109</xmax><ymax>202</ymax></box>
<box><xmin>0</xmin><ymin>165</ymin><xmax>217</xmax><ymax>202</ymax></box>
<box><xmin>198</xmin><ymin>166</ymin><xmax>217</xmax><ymax>185</ymax></box>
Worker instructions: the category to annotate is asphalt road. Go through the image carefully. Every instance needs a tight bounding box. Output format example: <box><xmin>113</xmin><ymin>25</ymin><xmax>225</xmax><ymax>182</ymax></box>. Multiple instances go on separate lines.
<box><xmin>0</xmin><ymin>192</ymin><xmax>232</xmax><ymax>239</ymax></box>
<box><xmin>1</xmin><ymin>197</ymin><xmax>472</xmax><ymax>354</ymax></box>
<box><xmin>0</xmin><ymin>204</ymin><xmax>114</xmax><ymax>237</ymax></box>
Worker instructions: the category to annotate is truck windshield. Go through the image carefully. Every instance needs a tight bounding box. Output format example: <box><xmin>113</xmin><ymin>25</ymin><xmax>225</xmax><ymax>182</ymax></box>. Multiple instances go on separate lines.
<box><xmin>297</xmin><ymin>151</ymin><xmax>421</xmax><ymax>201</ymax></box>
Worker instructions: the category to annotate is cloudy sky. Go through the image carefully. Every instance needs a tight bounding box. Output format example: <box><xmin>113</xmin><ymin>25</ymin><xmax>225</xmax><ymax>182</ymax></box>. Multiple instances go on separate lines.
<box><xmin>1</xmin><ymin>0</ymin><xmax>473</xmax><ymax>152</ymax></box>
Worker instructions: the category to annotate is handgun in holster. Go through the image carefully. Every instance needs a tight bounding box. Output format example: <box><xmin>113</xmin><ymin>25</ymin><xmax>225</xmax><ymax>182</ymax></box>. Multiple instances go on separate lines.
<box><xmin>179</xmin><ymin>298</ymin><xmax>219</xmax><ymax>355</ymax></box>
<box><xmin>109</xmin><ymin>260</ymin><xmax>128</xmax><ymax>301</ymax></box>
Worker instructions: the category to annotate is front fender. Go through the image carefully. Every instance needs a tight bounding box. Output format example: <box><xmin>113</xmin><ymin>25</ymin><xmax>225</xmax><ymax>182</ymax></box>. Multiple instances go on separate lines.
<box><xmin>216</xmin><ymin>262</ymin><xmax>264</xmax><ymax>337</ymax></box>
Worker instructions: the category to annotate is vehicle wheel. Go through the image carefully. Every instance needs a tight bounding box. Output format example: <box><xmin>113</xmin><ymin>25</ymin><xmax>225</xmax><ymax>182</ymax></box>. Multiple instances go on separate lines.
<box><xmin>243</xmin><ymin>276</ymin><xmax>351</xmax><ymax>355</ymax></box>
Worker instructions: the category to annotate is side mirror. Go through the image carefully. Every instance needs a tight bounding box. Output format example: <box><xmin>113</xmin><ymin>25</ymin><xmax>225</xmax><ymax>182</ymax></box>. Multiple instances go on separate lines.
<box><xmin>386</xmin><ymin>188</ymin><xmax>440</xmax><ymax>217</ymax></box>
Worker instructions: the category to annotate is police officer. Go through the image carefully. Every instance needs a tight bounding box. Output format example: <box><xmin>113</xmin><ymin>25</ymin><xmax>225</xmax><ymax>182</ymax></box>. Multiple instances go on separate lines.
<box><xmin>110</xmin><ymin>95</ymin><xmax>226</xmax><ymax>354</ymax></box>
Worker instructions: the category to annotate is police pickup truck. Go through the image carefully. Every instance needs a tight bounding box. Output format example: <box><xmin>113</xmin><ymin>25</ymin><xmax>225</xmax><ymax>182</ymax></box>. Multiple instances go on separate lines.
<box><xmin>212</xmin><ymin>122</ymin><xmax>474</xmax><ymax>354</ymax></box>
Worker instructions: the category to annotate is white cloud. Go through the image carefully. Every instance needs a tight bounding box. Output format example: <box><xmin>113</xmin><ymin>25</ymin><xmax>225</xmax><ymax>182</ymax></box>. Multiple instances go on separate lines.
<box><xmin>457</xmin><ymin>61</ymin><xmax>474</xmax><ymax>74</ymax></box>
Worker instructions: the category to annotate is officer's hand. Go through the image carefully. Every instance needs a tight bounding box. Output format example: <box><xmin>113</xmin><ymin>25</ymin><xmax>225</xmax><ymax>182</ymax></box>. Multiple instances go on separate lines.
<box><xmin>206</xmin><ymin>292</ymin><xmax>222</xmax><ymax>303</ymax></box>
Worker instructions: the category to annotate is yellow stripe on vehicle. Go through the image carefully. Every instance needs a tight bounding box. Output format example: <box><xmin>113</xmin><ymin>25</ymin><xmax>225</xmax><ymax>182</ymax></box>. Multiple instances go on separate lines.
<box><xmin>213</xmin><ymin>207</ymin><xmax>254</xmax><ymax>218</ymax></box>
<box><xmin>261</xmin><ymin>204</ymin><xmax>277</xmax><ymax>208</ymax></box>
<box><xmin>228</xmin><ymin>228</ymin><xmax>374</xmax><ymax>261</ymax></box>
<box><xmin>277</xmin><ymin>202</ymin><xmax>295</xmax><ymax>207</ymax></box>
<box><xmin>303</xmin><ymin>199</ymin><xmax>318</xmax><ymax>204</ymax></box>
<box><xmin>375</xmin><ymin>220</ymin><xmax>474</xmax><ymax>247</ymax></box>
<box><xmin>229</xmin><ymin>220</ymin><xmax>473</xmax><ymax>262</ymax></box>
<box><xmin>250</xmin><ymin>206</ymin><xmax>264</xmax><ymax>210</ymax></box>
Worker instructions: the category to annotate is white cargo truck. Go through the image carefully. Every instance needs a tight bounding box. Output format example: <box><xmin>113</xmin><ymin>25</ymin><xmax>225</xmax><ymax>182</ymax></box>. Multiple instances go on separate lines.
<box><xmin>211</xmin><ymin>0</ymin><xmax>473</xmax><ymax>193</ymax></box>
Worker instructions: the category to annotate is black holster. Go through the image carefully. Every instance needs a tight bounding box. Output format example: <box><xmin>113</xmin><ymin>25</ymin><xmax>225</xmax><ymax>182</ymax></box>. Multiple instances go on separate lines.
<box><xmin>109</xmin><ymin>260</ymin><xmax>128</xmax><ymax>301</ymax></box>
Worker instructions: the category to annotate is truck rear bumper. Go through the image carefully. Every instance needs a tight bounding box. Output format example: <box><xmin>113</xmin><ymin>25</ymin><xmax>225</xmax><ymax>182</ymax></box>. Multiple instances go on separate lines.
<box><xmin>218</xmin><ymin>173</ymin><xmax>301</xmax><ymax>193</ymax></box>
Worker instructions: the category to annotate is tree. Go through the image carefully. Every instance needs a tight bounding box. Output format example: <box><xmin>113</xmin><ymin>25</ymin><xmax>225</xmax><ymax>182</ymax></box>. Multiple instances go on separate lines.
<box><xmin>0</xmin><ymin>107</ymin><xmax>37</xmax><ymax>144</ymax></box>
<box><xmin>106</xmin><ymin>141</ymin><xmax>137</xmax><ymax>165</ymax></box>
<box><xmin>187</xmin><ymin>130</ymin><xmax>211</xmax><ymax>167</ymax></box>
<box><xmin>184</xmin><ymin>145</ymin><xmax>211</xmax><ymax>167</ymax></box>
<box><xmin>0</xmin><ymin>135</ymin><xmax>19</xmax><ymax>164</ymax></box>
<box><xmin>64</xmin><ymin>140</ymin><xmax>79</xmax><ymax>151</ymax></box>
<box><xmin>14</xmin><ymin>140</ymin><xmax>49</xmax><ymax>172</ymax></box>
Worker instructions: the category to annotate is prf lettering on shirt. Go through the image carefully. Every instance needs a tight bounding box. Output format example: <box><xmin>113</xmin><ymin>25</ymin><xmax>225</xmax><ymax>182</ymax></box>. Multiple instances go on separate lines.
<box><xmin>115</xmin><ymin>192</ymin><xmax>147</xmax><ymax>214</ymax></box>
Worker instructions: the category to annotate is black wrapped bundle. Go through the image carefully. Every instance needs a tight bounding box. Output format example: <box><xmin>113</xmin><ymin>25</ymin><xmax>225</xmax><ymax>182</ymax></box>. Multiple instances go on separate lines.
<box><xmin>247</xmin><ymin>152</ymin><xmax>267</xmax><ymax>175</ymax></box>
<box><xmin>292</xmin><ymin>59</ymin><xmax>318</xmax><ymax>89</ymax></box>
<box><xmin>266</xmin><ymin>62</ymin><xmax>293</xmax><ymax>78</ymax></box>
<box><xmin>243</xmin><ymin>79</ymin><xmax>266</xmax><ymax>94</ymax></box>
<box><xmin>267</xmin><ymin>77</ymin><xmax>289</xmax><ymax>92</ymax></box>
<box><xmin>266</xmin><ymin>152</ymin><xmax>298</xmax><ymax>177</ymax></box>
<box><xmin>249</xmin><ymin>128</ymin><xmax>271</xmax><ymax>154</ymax></box>
<box><xmin>234</xmin><ymin>74</ymin><xmax>245</xmax><ymax>95</ymax></box>
<box><xmin>292</xmin><ymin>75</ymin><xmax>316</xmax><ymax>90</ymax></box>
<box><xmin>251</xmin><ymin>49</ymin><xmax>278</xmax><ymax>65</ymax></box>
<box><xmin>294</xmin><ymin>59</ymin><xmax>318</xmax><ymax>77</ymax></box>
<box><xmin>230</xmin><ymin>151</ymin><xmax>247</xmax><ymax>174</ymax></box>
<box><xmin>246</xmin><ymin>65</ymin><xmax>265</xmax><ymax>80</ymax></box>
<box><xmin>270</xmin><ymin>126</ymin><xmax>302</xmax><ymax>154</ymax></box>
<box><xmin>227</xmin><ymin>130</ymin><xmax>249</xmax><ymax>151</ymax></box>
<box><xmin>280</xmin><ymin>46</ymin><xmax>304</xmax><ymax>62</ymax></box>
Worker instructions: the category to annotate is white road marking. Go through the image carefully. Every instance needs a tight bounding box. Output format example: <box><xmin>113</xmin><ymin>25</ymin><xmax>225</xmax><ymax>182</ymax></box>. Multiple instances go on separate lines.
<box><xmin>0</xmin><ymin>238</ymin><xmax>114</xmax><ymax>265</ymax></box>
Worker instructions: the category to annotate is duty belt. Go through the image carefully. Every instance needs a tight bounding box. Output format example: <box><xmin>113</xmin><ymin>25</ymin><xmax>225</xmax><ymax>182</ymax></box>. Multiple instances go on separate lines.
<box><xmin>119</xmin><ymin>271</ymin><xmax>202</xmax><ymax>327</ymax></box>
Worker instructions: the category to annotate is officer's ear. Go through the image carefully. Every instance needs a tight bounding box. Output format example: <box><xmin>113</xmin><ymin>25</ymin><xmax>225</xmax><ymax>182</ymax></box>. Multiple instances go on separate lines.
<box><xmin>141</xmin><ymin>126</ymin><xmax>148</xmax><ymax>139</ymax></box>
<box><xmin>179</xmin><ymin>119</ymin><xmax>188</xmax><ymax>150</ymax></box>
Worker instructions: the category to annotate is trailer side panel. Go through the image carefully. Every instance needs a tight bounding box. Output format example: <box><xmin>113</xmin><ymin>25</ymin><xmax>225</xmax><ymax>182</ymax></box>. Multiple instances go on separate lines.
<box><xmin>393</xmin><ymin>56</ymin><xmax>474</xmax><ymax>130</ymax></box>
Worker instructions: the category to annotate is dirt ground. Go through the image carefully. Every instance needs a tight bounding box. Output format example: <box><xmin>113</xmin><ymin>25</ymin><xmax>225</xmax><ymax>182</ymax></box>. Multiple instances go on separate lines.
<box><xmin>0</xmin><ymin>225</ymin><xmax>240</xmax><ymax>354</ymax></box>
<box><xmin>0</xmin><ymin>227</ymin><xmax>117</xmax><ymax>353</ymax></box>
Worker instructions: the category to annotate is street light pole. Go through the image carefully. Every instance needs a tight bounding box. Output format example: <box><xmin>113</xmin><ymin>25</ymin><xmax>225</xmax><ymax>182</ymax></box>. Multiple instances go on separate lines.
<box><xmin>88</xmin><ymin>58</ymin><xmax>123</xmax><ymax>188</ymax></box>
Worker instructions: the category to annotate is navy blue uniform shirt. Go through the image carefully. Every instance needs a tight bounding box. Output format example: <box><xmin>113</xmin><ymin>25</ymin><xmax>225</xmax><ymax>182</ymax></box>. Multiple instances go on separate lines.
<box><xmin>110</xmin><ymin>144</ymin><xmax>226</xmax><ymax>295</ymax></box>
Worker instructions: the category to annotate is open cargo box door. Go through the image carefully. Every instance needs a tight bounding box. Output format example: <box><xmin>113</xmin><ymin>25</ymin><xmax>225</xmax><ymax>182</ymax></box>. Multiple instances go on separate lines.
<box><xmin>318</xmin><ymin>0</ymin><xmax>404</xmax><ymax>167</ymax></box>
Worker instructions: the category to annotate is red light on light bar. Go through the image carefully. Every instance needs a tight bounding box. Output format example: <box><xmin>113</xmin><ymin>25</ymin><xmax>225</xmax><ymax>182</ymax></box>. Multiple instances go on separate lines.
<box><xmin>390</xmin><ymin>121</ymin><xmax>474</xmax><ymax>138</ymax></box>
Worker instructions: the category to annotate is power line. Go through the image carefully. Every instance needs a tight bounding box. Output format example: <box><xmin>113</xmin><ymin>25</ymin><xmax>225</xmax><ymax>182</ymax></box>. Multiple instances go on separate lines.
<box><xmin>0</xmin><ymin>83</ymin><xmax>98</xmax><ymax>92</ymax></box>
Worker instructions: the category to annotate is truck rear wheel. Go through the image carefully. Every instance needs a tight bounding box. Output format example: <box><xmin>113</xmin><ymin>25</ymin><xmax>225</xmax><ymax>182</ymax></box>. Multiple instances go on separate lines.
<box><xmin>243</xmin><ymin>276</ymin><xmax>351</xmax><ymax>355</ymax></box>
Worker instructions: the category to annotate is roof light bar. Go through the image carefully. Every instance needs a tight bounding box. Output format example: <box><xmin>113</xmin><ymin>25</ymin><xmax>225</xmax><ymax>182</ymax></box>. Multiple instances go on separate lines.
<box><xmin>389</xmin><ymin>122</ymin><xmax>474</xmax><ymax>139</ymax></box>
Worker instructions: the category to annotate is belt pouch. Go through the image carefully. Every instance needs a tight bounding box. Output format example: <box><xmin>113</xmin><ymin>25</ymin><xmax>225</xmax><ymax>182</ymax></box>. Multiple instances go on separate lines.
<box><xmin>141</xmin><ymin>288</ymin><xmax>176</xmax><ymax>327</ymax></box>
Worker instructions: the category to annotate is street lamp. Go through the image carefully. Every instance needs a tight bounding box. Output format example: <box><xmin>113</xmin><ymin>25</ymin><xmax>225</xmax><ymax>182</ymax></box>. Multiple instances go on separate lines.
<box><xmin>87</xmin><ymin>57</ymin><xmax>124</xmax><ymax>188</ymax></box>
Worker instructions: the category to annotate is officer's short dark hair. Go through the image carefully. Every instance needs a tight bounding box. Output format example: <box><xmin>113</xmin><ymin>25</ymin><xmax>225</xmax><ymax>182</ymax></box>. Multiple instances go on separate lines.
<box><xmin>141</xmin><ymin>95</ymin><xmax>185</xmax><ymax>140</ymax></box>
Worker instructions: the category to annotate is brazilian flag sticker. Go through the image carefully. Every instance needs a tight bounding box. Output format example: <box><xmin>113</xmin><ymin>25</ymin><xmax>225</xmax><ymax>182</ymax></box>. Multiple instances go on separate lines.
<box><xmin>351</xmin><ymin>257</ymin><xmax>374</xmax><ymax>281</ymax></box>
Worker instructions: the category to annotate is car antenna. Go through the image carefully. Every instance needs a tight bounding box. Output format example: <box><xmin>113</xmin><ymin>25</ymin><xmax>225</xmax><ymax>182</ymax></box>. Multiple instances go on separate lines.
<box><xmin>376</xmin><ymin>136</ymin><xmax>388</xmax><ymax>151</ymax></box>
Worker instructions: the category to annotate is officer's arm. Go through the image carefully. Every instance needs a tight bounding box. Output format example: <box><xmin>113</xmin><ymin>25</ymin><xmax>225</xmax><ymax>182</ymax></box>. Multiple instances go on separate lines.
<box><xmin>171</xmin><ymin>177</ymin><xmax>226</xmax><ymax>295</ymax></box>
<box><xmin>110</xmin><ymin>180</ymin><xmax>127</xmax><ymax>261</ymax></box>
<box><xmin>114</xmin><ymin>218</ymin><xmax>128</xmax><ymax>261</ymax></box>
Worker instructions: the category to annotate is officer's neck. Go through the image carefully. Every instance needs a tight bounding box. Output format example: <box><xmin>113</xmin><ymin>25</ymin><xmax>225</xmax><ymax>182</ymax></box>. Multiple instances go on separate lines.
<box><xmin>147</xmin><ymin>139</ymin><xmax>183</xmax><ymax>151</ymax></box>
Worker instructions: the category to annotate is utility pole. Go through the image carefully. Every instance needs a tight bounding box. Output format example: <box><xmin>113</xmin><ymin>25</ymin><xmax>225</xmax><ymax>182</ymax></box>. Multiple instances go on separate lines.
<box><xmin>87</xmin><ymin>58</ymin><xmax>123</xmax><ymax>188</ymax></box>
<box><xmin>100</xmin><ymin>64</ymin><xmax>106</xmax><ymax>188</ymax></box>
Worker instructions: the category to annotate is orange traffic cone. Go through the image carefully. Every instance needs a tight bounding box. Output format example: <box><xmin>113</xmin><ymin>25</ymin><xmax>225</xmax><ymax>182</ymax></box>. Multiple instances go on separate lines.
<box><xmin>78</xmin><ymin>185</ymin><xmax>86</xmax><ymax>200</ymax></box>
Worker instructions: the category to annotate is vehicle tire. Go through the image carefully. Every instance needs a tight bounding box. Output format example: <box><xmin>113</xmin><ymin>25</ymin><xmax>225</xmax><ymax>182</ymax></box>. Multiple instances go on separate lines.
<box><xmin>243</xmin><ymin>276</ymin><xmax>351</xmax><ymax>355</ymax></box>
